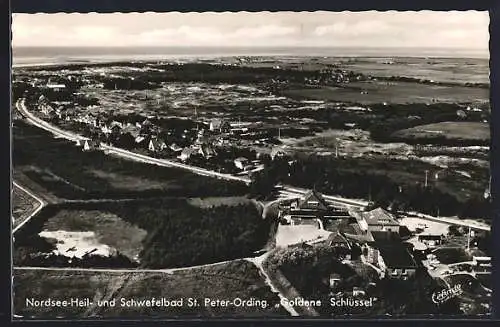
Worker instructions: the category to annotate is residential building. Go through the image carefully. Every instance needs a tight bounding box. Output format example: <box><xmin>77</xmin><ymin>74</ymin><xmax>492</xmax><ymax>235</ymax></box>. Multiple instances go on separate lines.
<box><xmin>270</xmin><ymin>146</ymin><xmax>289</xmax><ymax>160</ymax></box>
<box><xmin>82</xmin><ymin>139</ymin><xmax>100</xmax><ymax>152</ymax></box>
<box><xmin>149</xmin><ymin>138</ymin><xmax>167</xmax><ymax>152</ymax></box>
<box><xmin>209</xmin><ymin>118</ymin><xmax>231</xmax><ymax>133</ymax></box>
<box><xmin>234</xmin><ymin>157</ymin><xmax>249</xmax><ymax>170</ymax></box>
<box><xmin>198</xmin><ymin>143</ymin><xmax>217</xmax><ymax>159</ymax></box>
<box><xmin>178</xmin><ymin>147</ymin><xmax>198</xmax><ymax>161</ymax></box>
<box><xmin>46</xmin><ymin>83</ymin><xmax>66</xmax><ymax>92</ymax></box>
<box><xmin>363</xmin><ymin>232</ymin><xmax>417</xmax><ymax>280</ymax></box>
<box><xmin>352</xmin><ymin>208</ymin><xmax>400</xmax><ymax>234</ymax></box>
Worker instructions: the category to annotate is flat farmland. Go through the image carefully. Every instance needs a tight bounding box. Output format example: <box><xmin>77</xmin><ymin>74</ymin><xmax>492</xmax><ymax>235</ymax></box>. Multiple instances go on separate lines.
<box><xmin>283</xmin><ymin>81</ymin><xmax>488</xmax><ymax>105</ymax></box>
<box><xmin>340</xmin><ymin>57</ymin><xmax>489</xmax><ymax>85</ymax></box>
<box><xmin>392</xmin><ymin>122</ymin><xmax>490</xmax><ymax>142</ymax></box>
<box><xmin>13</xmin><ymin>261</ymin><xmax>288</xmax><ymax>319</ymax></box>
<box><xmin>13</xmin><ymin>120</ymin><xmax>248</xmax><ymax>199</ymax></box>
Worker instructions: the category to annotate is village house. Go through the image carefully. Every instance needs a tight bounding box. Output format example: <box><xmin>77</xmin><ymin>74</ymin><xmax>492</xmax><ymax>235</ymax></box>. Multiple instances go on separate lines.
<box><xmin>209</xmin><ymin>118</ymin><xmax>231</xmax><ymax>133</ymax></box>
<box><xmin>169</xmin><ymin>143</ymin><xmax>183</xmax><ymax>153</ymax></box>
<box><xmin>148</xmin><ymin>138</ymin><xmax>167</xmax><ymax>152</ymax></box>
<box><xmin>270</xmin><ymin>146</ymin><xmax>289</xmax><ymax>160</ymax></box>
<box><xmin>352</xmin><ymin>208</ymin><xmax>401</xmax><ymax>234</ymax></box>
<box><xmin>234</xmin><ymin>157</ymin><xmax>249</xmax><ymax>170</ymax></box>
<box><xmin>362</xmin><ymin>232</ymin><xmax>417</xmax><ymax>280</ymax></box>
<box><xmin>46</xmin><ymin>83</ymin><xmax>66</xmax><ymax>92</ymax></box>
<box><xmin>82</xmin><ymin>139</ymin><xmax>100</xmax><ymax>152</ymax></box>
<box><xmin>198</xmin><ymin>143</ymin><xmax>217</xmax><ymax>159</ymax></box>
<box><xmin>328</xmin><ymin>232</ymin><xmax>352</xmax><ymax>259</ymax></box>
<box><xmin>178</xmin><ymin>147</ymin><xmax>198</xmax><ymax>161</ymax></box>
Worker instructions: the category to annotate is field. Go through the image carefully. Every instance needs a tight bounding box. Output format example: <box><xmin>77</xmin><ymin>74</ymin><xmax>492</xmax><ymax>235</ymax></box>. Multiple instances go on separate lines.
<box><xmin>39</xmin><ymin>209</ymin><xmax>147</xmax><ymax>261</ymax></box>
<box><xmin>13</xmin><ymin>260</ymin><xmax>288</xmax><ymax>319</ymax></box>
<box><xmin>392</xmin><ymin>122</ymin><xmax>490</xmax><ymax>142</ymax></box>
<box><xmin>12</xmin><ymin>185</ymin><xmax>41</xmax><ymax>228</ymax></box>
<box><xmin>13</xmin><ymin>120</ymin><xmax>248</xmax><ymax>200</ymax></box>
<box><xmin>283</xmin><ymin>81</ymin><xmax>488</xmax><ymax>105</ymax></box>
<box><xmin>340</xmin><ymin>57</ymin><xmax>489</xmax><ymax>85</ymax></box>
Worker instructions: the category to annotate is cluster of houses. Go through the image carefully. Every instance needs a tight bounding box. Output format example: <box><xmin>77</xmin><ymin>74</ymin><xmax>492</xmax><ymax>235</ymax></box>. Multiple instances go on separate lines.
<box><xmin>278</xmin><ymin>190</ymin><xmax>418</xmax><ymax>280</ymax></box>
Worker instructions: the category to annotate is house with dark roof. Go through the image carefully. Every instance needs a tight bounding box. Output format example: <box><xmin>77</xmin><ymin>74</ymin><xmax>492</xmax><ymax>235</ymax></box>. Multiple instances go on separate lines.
<box><xmin>328</xmin><ymin>232</ymin><xmax>352</xmax><ymax>259</ymax></box>
<box><xmin>149</xmin><ymin>138</ymin><xmax>167</xmax><ymax>152</ymax></box>
<box><xmin>362</xmin><ymin>231</ymin><xmax>417</xmax><ymax>280</ymax></box>
<box><xmin>198</xmin><ymin>143</ymin><xmax>217</xmax><ymax>159</ymax></box>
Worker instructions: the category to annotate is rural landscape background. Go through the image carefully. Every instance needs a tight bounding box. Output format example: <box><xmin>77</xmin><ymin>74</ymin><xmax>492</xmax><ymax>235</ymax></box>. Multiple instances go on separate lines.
<box><xmin>11</xmin><ymin>11</ymin><xmax>492</xmax><ymax>319</ymax></box>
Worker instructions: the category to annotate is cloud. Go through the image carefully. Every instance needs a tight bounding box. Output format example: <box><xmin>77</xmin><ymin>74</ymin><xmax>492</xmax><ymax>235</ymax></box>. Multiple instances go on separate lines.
<box><xmin>11</xmin><ymin>11</ymin><xmax>489</xmax><ymax>49</ymax></box>
<box><xmin>135</xmin><ymin>24</ymin><xmax>298</xmax><ymax>46</ymax></box>
<box><xmin>314</xmin><ymin>20</ymin><xmax>392</xmax><ymax>37</ymax></box>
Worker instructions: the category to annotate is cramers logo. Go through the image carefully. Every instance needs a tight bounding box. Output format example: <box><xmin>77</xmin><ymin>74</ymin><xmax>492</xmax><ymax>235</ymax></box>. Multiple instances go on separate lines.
<box><xmin>431</xmin><ymin>284</ymin><xmax>463</xmax><ymax>304</ymax></box>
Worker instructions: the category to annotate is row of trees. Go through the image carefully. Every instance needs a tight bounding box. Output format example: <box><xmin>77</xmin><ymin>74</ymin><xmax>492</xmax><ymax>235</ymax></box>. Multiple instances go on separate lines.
<box><xmin>251</xmin><ymin>156</ymin><xmax>490</xmax><ymax>219</ymax></box>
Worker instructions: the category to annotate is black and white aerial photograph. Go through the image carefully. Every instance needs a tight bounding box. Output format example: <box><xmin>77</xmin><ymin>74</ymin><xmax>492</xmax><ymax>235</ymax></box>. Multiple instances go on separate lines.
<box><xmin>11</xmin><ymin>11</ymin><xmax>492</xmax><ymax>319</ymax></box>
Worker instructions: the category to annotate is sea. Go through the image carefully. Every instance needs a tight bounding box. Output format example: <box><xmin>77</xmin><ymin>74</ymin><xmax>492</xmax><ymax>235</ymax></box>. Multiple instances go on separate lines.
<box><xmin>12</xmin><ymin>46</ymin><xmax>489</xmax><ymax>67</ymax></box>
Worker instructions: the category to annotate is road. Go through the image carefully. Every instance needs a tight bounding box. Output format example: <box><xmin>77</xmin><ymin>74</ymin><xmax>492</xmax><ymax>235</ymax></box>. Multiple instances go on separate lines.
<box><xmin>245</xmin><ymin>253</ymin><xmax>299</xmax><ymax>317</ymax></box>
<box><xmin>13</xmin><ymin>257</ymin><xmax>244</xmax><ymax>275</ymax></box>
<box><xmin>12</xmin><ymin>181</ymin><xmax>46</xmax><ymax>234</ymax></box>
<box><xmin>16</xmin><ymin>98</ymin><xmax>490</xmax><ymax>232</ymax></box>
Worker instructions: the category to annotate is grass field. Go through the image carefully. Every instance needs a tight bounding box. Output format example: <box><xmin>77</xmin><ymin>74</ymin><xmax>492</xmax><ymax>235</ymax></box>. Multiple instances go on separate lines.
<box><xmin>392</xmin><ymin>122</ymin><xmax>490</xmax><ymax>142</ymax></box>
<box><xmin>40</xmin><ymin>209</ymin><xmax>147</xmax><ymax>261</ymax></box>
<box><xmin>12</xmin><ymin>185</ymin><xmax>40</xmax><ymax>229</ymax></box>
<box><xmin>283</xmin><ymin>81</ymin><xmax>488</xmax><ymax>105</ymax></box>
<box><xmin>13</xmin><ymin>260</ymin><xmax>288</xmax><ymax>319</ymax></box>
<box><xmin>433</xmin><ymin>247</ymin><xmax>472</xmax><ymax>265</ymax></box>
<box><xmin>13</xmin><ymin>120</ymin><xmax>248</xmax><ymax>199</ymax></box>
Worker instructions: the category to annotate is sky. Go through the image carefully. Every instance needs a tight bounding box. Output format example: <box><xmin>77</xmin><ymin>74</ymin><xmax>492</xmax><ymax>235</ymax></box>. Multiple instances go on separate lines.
<box><xmin>12</xmin><ymin>11</ymin><xmax>489</xmax><ymax>49</ymax></box>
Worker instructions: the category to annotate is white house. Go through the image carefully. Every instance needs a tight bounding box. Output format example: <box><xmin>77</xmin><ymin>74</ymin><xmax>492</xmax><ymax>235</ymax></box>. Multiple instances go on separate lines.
<box><xmin>234</xmin><ymin>157</ymin><xmax>249</xmax><ymax>170</ymax></box>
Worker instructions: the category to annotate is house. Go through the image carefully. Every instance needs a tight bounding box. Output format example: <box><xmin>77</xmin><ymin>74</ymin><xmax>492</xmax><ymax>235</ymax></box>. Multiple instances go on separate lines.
<box><xmin>328</xmin><ymin>232</ymin><xmax>352</xmax><ymax>250</ymax></box>
<box><xmin>328</xmin><ymin>232</ymin><xmax>352</xmax><ymax>259</ymax></box>
<box><xmin>417</xmin><ymin>234</ymin><xmax>445</xmax><ymax>248</ymax></box>
<box><xmin>169</xmin><ymin>143</ymin><xmax>183</xmax><ymax>152</ymax></box>
<box><xmin>473</xmin><ymin>256</ymin><xmax>491</xmax><ymax>269</ymax></box>
<box><xmin>355</xmin><ymin>208</ymin><xmax>400</xmax><ymax>234</ymax></box>
<box><xmin>209</xmin><ymin>119</ymin><xmax>230</xmax><ymax>133</ymax></box>
<box><xmin>363</xmin><ymin>233</ymin><xmax>417</xmax><ymax>280</ymax></box>
<box><xmin>178</xmin><ymin>147</ymin><xmax>198</xmax><ymax>161</ymax></box>
<box><xmin>234</xmin><ymin>157</ymin><xmax>249</xmax><ymax>170</ymax></box>
<box><xmin>198</xmin><ymin>143</ymin><xmax>217</xmax><ymax>159</ymax></box>
<box><xmin>46</xmin><ymin>83</ymin><xmax>66</xmax><ymax>91</ymax></box>
<box><xmin>82</xmin><ymin>139</ymin><xmax>100</xmax><ymax>152</ymax></box>
<box><xmin>270</xmin><ymin>146</ymin><xmax>289</xmax><ymax>160</ymax></box>
<box><xmin>149</xmin><ymin>138</ymin><xmax>167</xmax><ymax>152</ymax></box>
